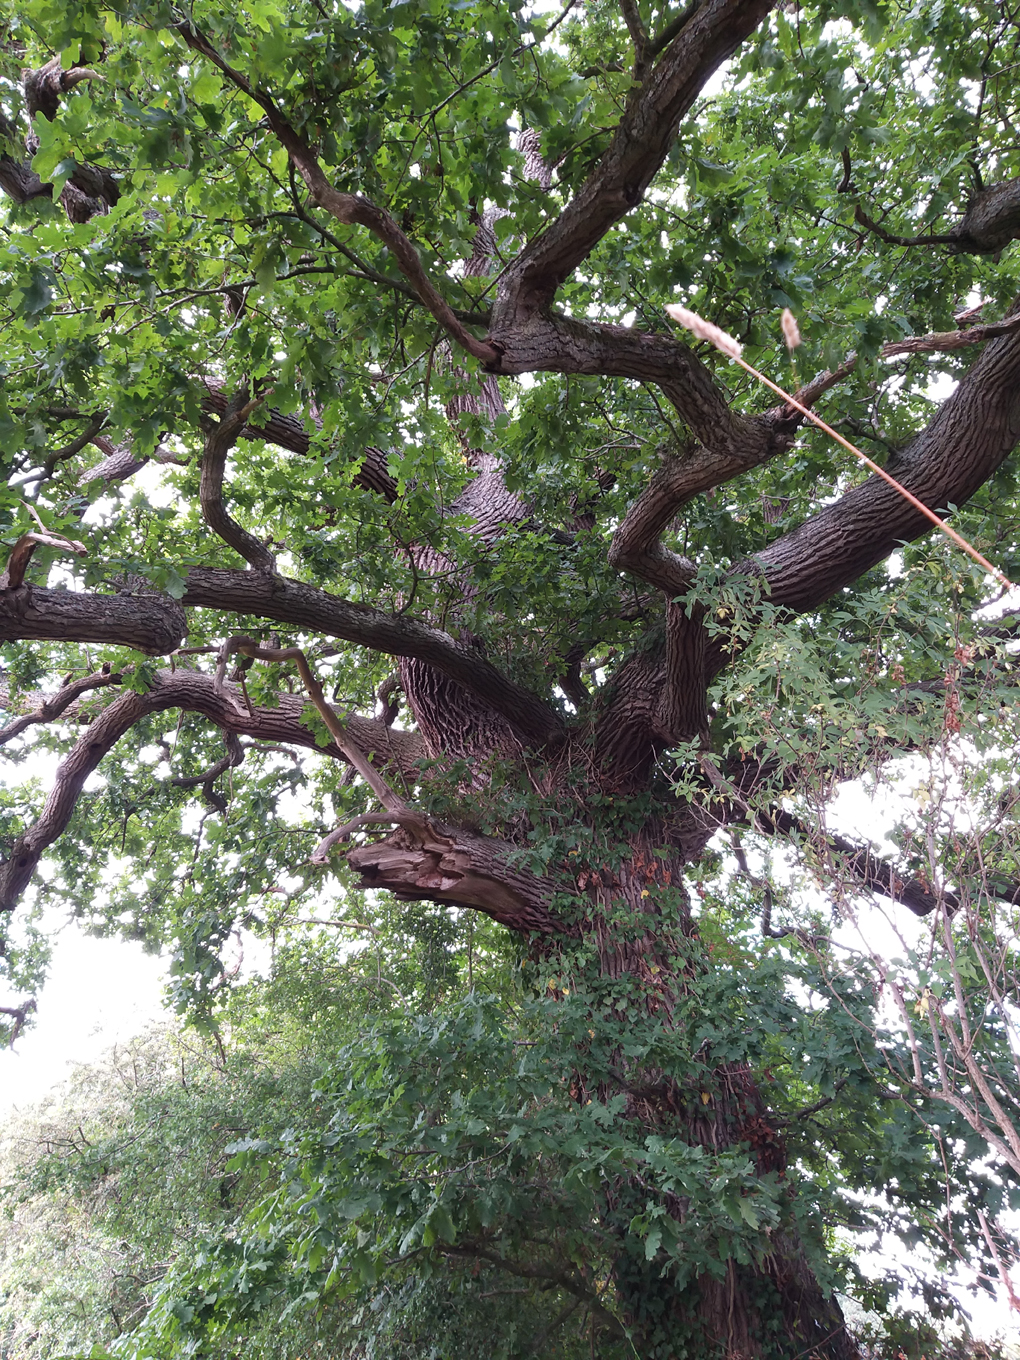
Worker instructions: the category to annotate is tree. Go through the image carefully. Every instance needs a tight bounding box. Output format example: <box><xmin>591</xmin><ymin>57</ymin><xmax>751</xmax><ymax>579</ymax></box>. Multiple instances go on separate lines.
<box><xmin>0</xmin><ymin>0</ymin><xmax>1019</xmax><ymax>1352</ymax></box>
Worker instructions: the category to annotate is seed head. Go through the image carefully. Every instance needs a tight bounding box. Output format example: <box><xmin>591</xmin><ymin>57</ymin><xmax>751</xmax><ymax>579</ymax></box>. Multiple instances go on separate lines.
<box><xmin>781</xmin><ymin>308</ymin><xmax>802</xmax><ymax>353</ymax></box>
<box><xmin>665</xmin><ymin>304</ymin><xmax>743</xmax><ymax>360</ymax></box>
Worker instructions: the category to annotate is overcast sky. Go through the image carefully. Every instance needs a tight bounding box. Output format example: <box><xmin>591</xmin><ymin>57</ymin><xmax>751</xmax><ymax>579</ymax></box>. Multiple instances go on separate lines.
<box><xmin>0</xmin><ymin>918</ymin><xmax>167</xmax><ymax>1116</ymax></box>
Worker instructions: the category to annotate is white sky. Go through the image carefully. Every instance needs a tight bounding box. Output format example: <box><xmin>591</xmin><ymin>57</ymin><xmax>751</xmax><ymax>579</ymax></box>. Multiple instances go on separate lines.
<box><xmin>0</xmin><ymin>917</ymin><xmax>167</xmax><ymax>1115</ymax></box>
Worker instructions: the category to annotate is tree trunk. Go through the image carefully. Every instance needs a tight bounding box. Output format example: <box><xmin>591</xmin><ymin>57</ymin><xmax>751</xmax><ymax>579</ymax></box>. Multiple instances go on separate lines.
<box><xmin>582</xmin><ymin>836</ymin><xmax>857</xmax><ymax>1359</ymax></box>
<box><xmin>346</xmin><ymin>797</ymin><xmax>860</xmax><ymax>1357</ymax></box>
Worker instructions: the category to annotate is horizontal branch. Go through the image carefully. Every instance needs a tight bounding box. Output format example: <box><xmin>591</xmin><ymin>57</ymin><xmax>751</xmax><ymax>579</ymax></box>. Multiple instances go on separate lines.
<box><xmin>855</xmin><ymin>177</ymin><xmax>1020</xmax><ymax>256</ymax></box>
<box><xmin>181</xmin><ymin>568</ymin><xmax>565</xmax><ymax>748</ymax></box>
<box><xmin>704</xmin><ymin>758</ymin><xmax>952</xmax><ymax>918</ymax></box>
<box><xmin>0</xmin><ymin>583</ymin><xmax>187</xmax><ymax>655</ymax></box>
<box><xmin>488</xmin><ymin>311</ymin><xmax>749</xmax><ymax>445</ymax></box>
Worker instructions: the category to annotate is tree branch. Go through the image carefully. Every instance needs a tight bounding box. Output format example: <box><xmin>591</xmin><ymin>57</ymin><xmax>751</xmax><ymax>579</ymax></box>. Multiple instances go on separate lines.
<box><xmin>0</xmin><ymin>667</ymin><xmax>420</xmax><ymax>913</ymax></box>
<box><xmin>0</xmin><ymin>668</ymin><xmax>127</xmax><ymax>745</ymax></box>
<box><xmin>200</xmin><ymin>393</ymin><xmax>276</xmax><ymax>571</ymax></box>
<box><xmin>0</xmin><ymin>59</ymin><xmax>118</xmax><ymax>221</ymax></box>
<box><xmin>0</xmin><ymin>531</ymin><xmax>87</xmax><ymax>590</ymax></box>
<box><xmin>493</xmin><ymin>0</ymin><xmax>774</xmax><ymax>313</ymax></box>
<box><xmin>855</xmin><ymin>177</ymin><xmax>1020</xmax><ymax>255</ymax></box>
<box><xmin>200</xmin><ymin>385</ymin><xmax>398</xmax><ymax>500</ymax></box>
<box><xmin>707</xmin><ymin>302</ymin><xmax>1020</xmax><ymax>676</ymax></box>
<box><xmin>218</xmin><ymin>636</ymin><xmax>405</xmax><ymax>811</ymax></box>
<box><xmin>181</xmin><ymin>567</ymin><xmax>564</xmax><ymax>748</ymax></box>
<box><xmin>174</xmin><ymin>22</ymin><xmax>498</xmax><ymax>366</ymax></box>
<box><xmin>0</xmin><ymin>582</ymin><xmax>186</xmax><ymax>654</ymax></box>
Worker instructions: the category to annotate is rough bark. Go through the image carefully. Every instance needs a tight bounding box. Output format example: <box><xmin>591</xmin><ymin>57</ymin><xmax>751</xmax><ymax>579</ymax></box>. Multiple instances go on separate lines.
<box><xmin>567</xmin><ymin>834</ymin><xmax>859</xmax><ymax>1358</ymax></box>
<box><xmin>180</xmin><ymin>567</ymin><xmax>563</xmax><ymax>748</ymax></box>
<box><xmin>708</xmin><ymin>302</ymin><xmax>1020</xmax><ymax>676</ymax></box>
<box><xmin>0</xmin><ymin>583</ymin><xmax>187</xmax><ymax>654</ymax></box>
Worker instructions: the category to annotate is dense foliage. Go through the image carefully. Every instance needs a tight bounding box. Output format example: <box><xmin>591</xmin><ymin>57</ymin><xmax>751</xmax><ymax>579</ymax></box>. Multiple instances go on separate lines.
<box><xmin>0</xmin><ymin>0</ymin><xmax>1020</xmax><ymax>1352</ymax></box>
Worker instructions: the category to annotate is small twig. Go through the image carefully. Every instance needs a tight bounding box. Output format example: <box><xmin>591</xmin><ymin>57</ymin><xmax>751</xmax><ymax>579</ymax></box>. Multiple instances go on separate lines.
<box><xmin>217</xmin><ymin>637</ymin><xmax>407</xmax><ymax>813</ymax></box>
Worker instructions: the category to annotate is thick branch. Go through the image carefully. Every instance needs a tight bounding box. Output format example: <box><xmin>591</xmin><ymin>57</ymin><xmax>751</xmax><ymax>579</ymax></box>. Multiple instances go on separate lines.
<box><xmin>702</xmin><ymin>758</ymin><xmax>952</xmax><ymax>918</ymax></box>
<box><xmin>0</xmin><ymin>583</ymin><xmax>186</xmax><ymax>654</ymax></box>
<box><xmin>0</xmin><ymin>60</ymin><xmax>118</xmax><ymax>220</ymax></box>
<box><xmin>494</xmin><ymin>0</ymin><xmax>774</xmax><ymax>312</ymax></box>
<box><xmin>0</xmin><ymin>667</ymin><xmax>419</xmax><ymax>913</ymax></box>
<box><xmin>707</xmin><ymin>306</ymin><xmax>1020</xmax><ymax>675</ymax></box>
<box><xmin>181</xmin><ymin>567</ymin><xmax>564</xmax><ymax>748</ymax></box>
<box><xmin>489</xmin><ymin>311</ymin><xmax>751</xmax><ymax>444</ymax></box>
<box><xmin>754</xmin><ymin>806</ymin><xmax>955</xmax><ymax>918</ymax></box>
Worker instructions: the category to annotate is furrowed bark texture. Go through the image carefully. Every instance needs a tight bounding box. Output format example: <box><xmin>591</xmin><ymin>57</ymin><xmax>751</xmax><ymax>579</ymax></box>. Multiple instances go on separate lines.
<box><xmin>6</xmin><ymin>5</ymin><xmax>1020</xmax><ymax>1353</ymax></box>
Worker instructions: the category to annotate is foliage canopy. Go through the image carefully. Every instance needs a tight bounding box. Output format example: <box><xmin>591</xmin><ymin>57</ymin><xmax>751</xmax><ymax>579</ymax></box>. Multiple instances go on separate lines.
<box><xmin>1</xmin><ymin>0</ymin><xmax>1020</xmax><ymax>1353</ymax></box>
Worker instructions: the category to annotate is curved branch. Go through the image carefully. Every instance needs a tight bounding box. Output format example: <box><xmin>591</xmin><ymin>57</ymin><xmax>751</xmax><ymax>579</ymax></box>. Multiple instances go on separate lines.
<box><xmin>494</xmin><ymin>0</ymin><xmax>774</xmax><ymax>313</ymax></box>
<box><xmin>0</xmin><ymin>668</ymin><xmax>126</xmax><ymax>745</ymax></box>
<box><xmin>181</xmin><ymin>567</ymin><xmax>564</xmax><ymax>749</ymax></box>
<box><xmin>172</xmin><ymin>731</ymin><xmax>245</xmax><ymax>813</ymax></box>
<box><xmin>200</xmin><ymin>385</ymin><xmax>398</xmax><ymax>500</ymax></box>
<box><xmin>219</xmin><ymin>637</ymin><xmax>404</xmax><ymax>811</ymax></box>
<box><xmin>0</xmin><ymin>667</ymin><xmax>420</xmax><ymax>913</ymax></box>
<box><xmin>0</xmin><ymin>60</ymin><xmax>118</xmax><ymax>220</ymax></box>
<box><xmin>200</xmin><ymin>393</ymin><xmax>276</xmax><ymax>571</ymax></box>
<box><xmin>0</xmin><ymin>531</ymin><xmax>87</xmax><ymax>590</ymax></box>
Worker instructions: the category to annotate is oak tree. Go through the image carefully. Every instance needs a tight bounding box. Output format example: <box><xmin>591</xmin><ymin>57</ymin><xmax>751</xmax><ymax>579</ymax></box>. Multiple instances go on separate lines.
<box><xmin>1</xmin><ymin>0</ymin><xmax>1020</xmax><ymax>1353</ymax></box>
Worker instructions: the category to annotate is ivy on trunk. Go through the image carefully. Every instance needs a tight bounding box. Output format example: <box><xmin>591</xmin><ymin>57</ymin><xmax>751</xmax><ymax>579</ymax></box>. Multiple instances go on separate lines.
<box><xmin>1</xmin><ymin>0</ymin><xmax>1020</xmax><ymax>1354</ymax></box>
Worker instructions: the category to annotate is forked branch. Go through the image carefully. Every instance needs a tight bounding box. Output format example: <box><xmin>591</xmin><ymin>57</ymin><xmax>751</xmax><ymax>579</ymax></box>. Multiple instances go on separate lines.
<box><xmin>174</xmin><ymin>22</ymin><xmax>498</xmax><ymax>366</ymax></box>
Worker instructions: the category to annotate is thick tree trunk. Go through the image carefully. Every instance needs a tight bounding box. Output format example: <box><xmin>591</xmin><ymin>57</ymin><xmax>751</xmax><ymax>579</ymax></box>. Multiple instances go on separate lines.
<box><xmin>345</xmin><ymin>803</ymin><xmax>859</xmax><ymax>1357</ymax></box>
<box><xmin>580</xmin><ymin>837</ymin><xmax>858</xmax><ymax>1359</ymax></box>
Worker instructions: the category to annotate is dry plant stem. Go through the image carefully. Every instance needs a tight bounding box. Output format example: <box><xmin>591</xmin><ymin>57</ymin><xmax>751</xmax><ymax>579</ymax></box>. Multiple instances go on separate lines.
<box><xmin>977</xmin><ymin>1208</ymin><xmax>1020</xmax><ymax>1314</ymax></box>
<box><xmin>220</xmin><ymin>636</ymin><xmax>406</xmax><ymax>812</ymax></box>
<box><xmin>734</xmin><ymin>356</ymin><xmax>1013</xmax><ymax>587</ymax></box>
